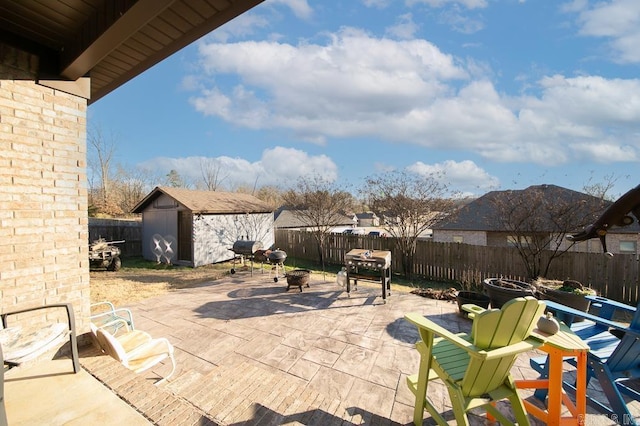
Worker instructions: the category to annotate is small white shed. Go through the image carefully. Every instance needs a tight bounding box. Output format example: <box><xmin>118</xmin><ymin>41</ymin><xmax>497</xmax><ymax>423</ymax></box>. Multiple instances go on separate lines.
<box><xmin>132</xmin><ymin>186</ymin><xmax>274</xmax><ymax>267</ymax></box>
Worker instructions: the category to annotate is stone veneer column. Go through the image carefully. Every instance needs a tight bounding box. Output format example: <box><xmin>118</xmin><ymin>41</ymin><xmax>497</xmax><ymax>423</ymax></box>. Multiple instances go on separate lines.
<box><xmin>0</xmin><ymin>43</ymin><xmax>90</xmax><ymax>334</ymax></box>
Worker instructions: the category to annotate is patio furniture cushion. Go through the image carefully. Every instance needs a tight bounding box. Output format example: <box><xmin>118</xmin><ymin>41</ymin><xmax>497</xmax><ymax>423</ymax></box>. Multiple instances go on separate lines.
<box><xmin>1</xmin><ymin>303</ymin><xmax>79</xmax><ymax>373</ymax></box>
<box><xmin>1</xmin><ymin>324</ymin><xmax>68</xmax><ymax>362</ymax></box>
<box><xmin>0</xmin><ymin>328</ymin><xmax>21</xmax><ymax>351</ymax></box>
<box><xmin>93</xmin><ymin>325</ymin><xmax>176</xmax><ymax>385</ymax></box>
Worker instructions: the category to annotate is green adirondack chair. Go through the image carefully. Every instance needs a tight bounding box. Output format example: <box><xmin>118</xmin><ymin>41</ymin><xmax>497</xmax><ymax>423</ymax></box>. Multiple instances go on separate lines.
<box><xmin>405</xmin><ymin>296</ymin><xmax>546</xmax><ymax>426</ymax></box>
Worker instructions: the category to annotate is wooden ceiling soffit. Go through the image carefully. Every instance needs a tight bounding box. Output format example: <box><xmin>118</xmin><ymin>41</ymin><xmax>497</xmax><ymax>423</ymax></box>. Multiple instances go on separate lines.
<box><xmin>60</xmin><ymin>0</ymin><xmax>174</xmax><ymax>81</ymax></box>
<box><xmin>90</xmin><ymin>0</ymin><xmax>265</xmax><ymax>104</ymax></box>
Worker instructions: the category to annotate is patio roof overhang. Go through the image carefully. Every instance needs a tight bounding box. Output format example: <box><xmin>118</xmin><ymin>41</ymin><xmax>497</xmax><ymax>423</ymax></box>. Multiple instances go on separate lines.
<box><xmin>0</xmin><ymin>0</ymin><xmax>264</xmax><ymax>103</ymax></box>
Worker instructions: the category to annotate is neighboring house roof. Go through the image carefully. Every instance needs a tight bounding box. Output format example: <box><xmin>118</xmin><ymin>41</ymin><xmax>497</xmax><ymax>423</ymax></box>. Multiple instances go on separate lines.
<box><xmin>356</xmin><ymin>212</ymin><xmax>378</xmax><ymax>220</ymax></box>
<box><xmin>274</xmin><ymin>207</ymin><xmax>355</xmax><ymax>229</ymax></box>
<box><xmin>0</xmin><ymin>0</ymin><xmax>264</xmax><ymax>103</ymax></box>
<box><xmin>273</xmin><ymin>209</ymin><xmax>309</xmax><ymax>229</ymax></box>
<box><xmin>132</xmin><ymin>187</ymin><xmax>273</xmax><ymax>215</ymax></box>
<box><xmin>435</xmin><ymin>184</ymin><xmax>639</xmax><ymax>233</ymax></box>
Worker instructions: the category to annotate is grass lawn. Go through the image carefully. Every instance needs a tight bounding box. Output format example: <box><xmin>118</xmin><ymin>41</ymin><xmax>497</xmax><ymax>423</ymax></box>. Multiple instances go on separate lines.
<box><xmin>90</xmin><ymin>256</ymin><xmax>458</xmax><ymax>306</ymax></box>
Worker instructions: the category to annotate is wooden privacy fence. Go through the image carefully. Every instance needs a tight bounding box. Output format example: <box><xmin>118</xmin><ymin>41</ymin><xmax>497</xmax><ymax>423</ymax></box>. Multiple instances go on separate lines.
<box><xmin>88</xmin><ymin>218</ymin><xmax>142</xmax><ymax>258</ymax></box>
<box><xmin>275</xmin><ymin>230</ymin><xmax>639</xmax><ymax>305</ymax></box>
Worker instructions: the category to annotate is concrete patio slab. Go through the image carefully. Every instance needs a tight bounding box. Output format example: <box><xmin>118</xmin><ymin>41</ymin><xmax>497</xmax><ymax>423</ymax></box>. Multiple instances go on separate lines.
<box><xmin>92</xmin><ymin>268</ymin><xmax>638</xmax><ymax>425</ymax></box>
<box><xmin>10</xmin><ymin>270</ymin><xmax>629</xmax><ymax>424</ymax></box>
<box><xmin>5</xmin><ymin>358</ymin><xmax>150</xmax><ymax>425</ymax></box>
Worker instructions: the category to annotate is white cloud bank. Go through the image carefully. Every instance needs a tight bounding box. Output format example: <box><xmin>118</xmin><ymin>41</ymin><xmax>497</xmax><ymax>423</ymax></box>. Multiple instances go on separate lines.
<box><xmin>408</xmin><ymin>159</ymin><xmax>500</xmax><ymax>193</ymax></box>
<box><xmin>567</xmin><ymin>0</ymin><xmax>640</xmax><ymax>63</ymax></box>
<box><xmin>188</xmin><ymin>28</ymin><xmax>640</xmax><ymax>169</ymax></box>
<box><xmin>139</xmin><ymin>147</ymin><xmax>338</xmax><ymax>189</ymax></box>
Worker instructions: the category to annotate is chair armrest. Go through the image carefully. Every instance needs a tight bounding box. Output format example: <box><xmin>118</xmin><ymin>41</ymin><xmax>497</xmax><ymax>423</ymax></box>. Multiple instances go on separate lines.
<box><xmin>481</xmin><ymin>338</ymin><xmax>543</xmax><ymax>361</ymax></box>
<box><xmin>586</xmin><ymin>295</ymin><xmax>636</xmax><ymax>320</ymax></box>
<box><xmin>461</xmin><ymin>303</ymin><xmax>489</xmax><ymax>320</ymax></box>
<box><xmin>405</xmin><ymin>313</ymin><xmax>478</xmax><ymax>353</ymax></box>
<box><xmin>545</xmin><ymin>301</ymin><xmax>637</xmax><ymax>336</ymax></box>
<box><xmin>102</xmin><ymin>318</ymin><xmax>132</xmax><ymax>333</ymax></box>
<box><xmin>90</xmin><ymin>308</ymin><xmax>133</xmax><ymax>321</ymax></box>
<box><xmin>2</xmin><ymin>303</ymin><xmax>75</xmax><ymax>331</ymax></box>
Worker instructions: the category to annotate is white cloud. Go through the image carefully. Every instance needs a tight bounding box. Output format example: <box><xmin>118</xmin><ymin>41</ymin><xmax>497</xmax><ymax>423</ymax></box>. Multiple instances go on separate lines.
<box><xmin>535</xmin><ymin>75</ymin><xmax>640</xmax><ymax>124</ymax></box>
<box><xmin>362</xmin><ymin>0</ymin><xmax>391</xmax><ymax>8</ymax></box>
<box><xmin>190</xmin><ymin>28</ymin><xmax>468</xmax><ymax>137</ymax></box>
<box><xmin>407</xmin><ymin>160</ymin><xmax>500</xmax><ymax>192</ymax></box>
<box><xmin>267</xmin><ymin>0</ymin><xmax>313</xmax><ymax>20</ymax></box>
<box><xmin>438</xmin><ymin>7</ymin><xmax>485</xmax><ymax>34</ymax></box>
<box><xmin>385</xmin><ymin>14</ymin><xmax>420</xmax><ymax>40</ymax></box>
<box><xmin>188</xmin><ymin>29</ymin><xmax>640</xmax><ymax>169</ymax></box>
<box><xmin>138</xmin><ymin>147</ymin><xmax>338</xmax><ymax>189</ymax></box>
<box><xmin>206</xmin><ymin>12</ymin><xmax>271</xmax><ymax>42</ymax></box>
<box><xmin>406</xmin><ymin>0</ymin><xmax>488</xmax><ymax>9</ymax></box>
<box><xmin>569</xmin><ymin>142</ymin><xmax>638</xmax><ymax>162</ymax></box>
<box><xmin>568</xmin><ymin>0</ymin><xmax>640</xmax><ymax>63</ymax></box>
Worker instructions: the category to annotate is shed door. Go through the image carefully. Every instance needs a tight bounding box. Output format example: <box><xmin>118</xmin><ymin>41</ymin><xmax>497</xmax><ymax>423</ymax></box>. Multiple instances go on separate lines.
<box><xmin>178</xmin><ymin>211</ymin><xmax>192</xmax><ymax>262</ymax></box>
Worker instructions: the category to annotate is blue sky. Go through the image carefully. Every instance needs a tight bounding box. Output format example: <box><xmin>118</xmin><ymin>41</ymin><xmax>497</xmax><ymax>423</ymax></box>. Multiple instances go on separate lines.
<box><xmin>89</xmin><ymin>0</ymin><xmax>640</xmax><ymax>198</ymax></box>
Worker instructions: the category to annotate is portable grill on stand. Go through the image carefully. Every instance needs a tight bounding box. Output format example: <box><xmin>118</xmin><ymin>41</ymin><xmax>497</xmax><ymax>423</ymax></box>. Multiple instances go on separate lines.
<box><xmin>344</xmin><ymin>249</ymin><xmax>392</xmax><ymax>303</ymax></box>
<box><xmin>229</xmin><ymin>240</ymin><xmax>264</xmax><ymax>276</ymax></box>
<box><xmin>267</xmin><ymin>249</ymin><xmax>287</xmax><ymax>282</ymax></box>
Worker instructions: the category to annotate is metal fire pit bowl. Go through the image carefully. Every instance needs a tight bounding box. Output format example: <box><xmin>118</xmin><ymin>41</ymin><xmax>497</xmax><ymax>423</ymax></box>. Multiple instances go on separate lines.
<box><xmin>285</xmin><ymin>269</ymin><xmax>310</xmax><ymax>292</ymax></box>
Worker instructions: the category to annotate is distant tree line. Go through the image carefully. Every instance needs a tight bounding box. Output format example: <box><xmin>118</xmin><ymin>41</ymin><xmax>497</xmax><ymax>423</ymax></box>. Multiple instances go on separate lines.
<box><xmin>87</xmin><ymin>125</ymin><xmax>287</xmax><ymax>216</ymax></box>
<box><xmin>88</xmin><ymin>124</ymin><xmax>624</xmax><ymax>280</ymax></box>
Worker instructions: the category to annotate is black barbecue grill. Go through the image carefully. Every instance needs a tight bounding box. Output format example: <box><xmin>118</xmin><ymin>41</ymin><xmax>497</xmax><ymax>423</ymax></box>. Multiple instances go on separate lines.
<box><xmin>267</xmin><ymin>249</ymin><xmax>287</xmax><ymax>282</ymax></box>
<box><xmin>229</xmin><ymin>240</ymin><xmax>264</xmax><ymax>275</ymax></box>
<box><xmin>344</xmin><ymin>249</ymin><xmax>392</xmax><ymax>302</ymax></box>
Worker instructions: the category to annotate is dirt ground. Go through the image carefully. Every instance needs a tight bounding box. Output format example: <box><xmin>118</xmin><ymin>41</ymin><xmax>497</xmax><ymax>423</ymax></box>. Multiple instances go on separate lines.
<box><xmin>89</xmin><ymin>262</ymin><xmax>233</xmax><ymax>307</ymax></box>
<box><xmin>89</xmin><ymin>260</ymin><xmax>418</xmax><ymax>309</ymax></box>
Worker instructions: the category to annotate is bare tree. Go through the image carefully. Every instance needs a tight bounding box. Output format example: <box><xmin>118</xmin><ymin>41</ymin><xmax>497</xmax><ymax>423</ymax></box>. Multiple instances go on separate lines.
<box><xmin>362</xmin><ymin>170</ymin><xmax>458</xmax><ymax>279</ymax></box>
<box><xmin>490</xmin><ymin>185</ymin><xmax>606</xmax><ymax>279</ymax></box>
<box><xmin>112</xmin><ymin>165</ymin><xmax>158</xmax><ymax>214</ymax></box>
<box><xmin>582</xmin><ymin>173</ymin><xmax>620</xmax><ymax>201</ymax></box>
<box><xmin>253</xmin><ymin>185</ymin><xmax>284</xmax><ymax>210</ymax></box>
<box><xmin>198</xmin><ymin>158</ymin><xmax>228</xmax><ymax>191</ymax></box>
<box><xmin>87</xmin><ymin>124</ymin><xmax>118</xmax><ymax>211</ymax></box>
<box><xmin>281</xmin><ymin>175</ymin><xmax>354</xmax><ymax>278</ymax></box>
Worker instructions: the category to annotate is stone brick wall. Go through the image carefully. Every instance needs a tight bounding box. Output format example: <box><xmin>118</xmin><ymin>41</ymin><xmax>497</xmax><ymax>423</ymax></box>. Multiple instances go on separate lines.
<box><xmin>0</xmin><ymin>43</ymin><xmax>90</xmax><ymax>333</ymax></box>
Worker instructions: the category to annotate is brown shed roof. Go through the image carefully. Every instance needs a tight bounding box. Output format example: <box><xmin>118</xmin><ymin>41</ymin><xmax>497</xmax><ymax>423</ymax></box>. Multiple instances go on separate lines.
<box><xmin>132</xmin><ymin>186</ymin><xmax>273</xmax><ymax>214</ymax></box>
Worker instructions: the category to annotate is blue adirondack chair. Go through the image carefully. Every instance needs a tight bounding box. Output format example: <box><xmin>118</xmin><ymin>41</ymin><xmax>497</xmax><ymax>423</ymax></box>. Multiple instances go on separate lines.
<box><xmin>530</xmin><ymin>296</ymin><xmax>640</xmax><ymax>424</ymax></box>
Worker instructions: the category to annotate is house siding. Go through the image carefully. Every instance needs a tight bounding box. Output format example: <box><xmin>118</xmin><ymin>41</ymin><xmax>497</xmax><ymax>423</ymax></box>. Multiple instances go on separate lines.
<box><xmin>432</xmin><ymin>230</ymin><xmax>487</xmax><ymax>246</ymax></box>
<box><xmin>568</xmin><ymin>232</ymin><xmax>640</xmax><ymax>255</ymax></box>
<box><xmin>434</xmin><ymin>228</ymin><xmax>639</xmax><ymax>255</ymax></box>
<box><xmin>193</xmin><ymin>212</ymin><xmax>274</xmax><ymax>266</ymax></box>
<box><xmin>0</xmin><ymin>44</ymin><xmax>90</xmax><ymax>331</ymax></box>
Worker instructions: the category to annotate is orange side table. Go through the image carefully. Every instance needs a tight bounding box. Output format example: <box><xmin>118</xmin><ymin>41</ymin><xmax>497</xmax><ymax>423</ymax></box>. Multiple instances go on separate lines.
<box><xmin>516</xmin><ymin>325</ymin><xmax>589</xmax><ymax>426</ymax></box>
